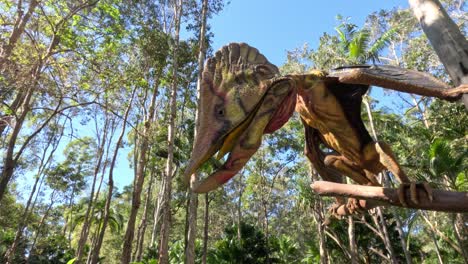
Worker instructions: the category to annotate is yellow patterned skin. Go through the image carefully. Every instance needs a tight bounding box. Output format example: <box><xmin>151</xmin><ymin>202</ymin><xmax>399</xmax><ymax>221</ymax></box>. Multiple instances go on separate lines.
<box><xmin>293</xmin><ymin>71</ymin><xmax>410</xmax><ymax>189</ymax></box>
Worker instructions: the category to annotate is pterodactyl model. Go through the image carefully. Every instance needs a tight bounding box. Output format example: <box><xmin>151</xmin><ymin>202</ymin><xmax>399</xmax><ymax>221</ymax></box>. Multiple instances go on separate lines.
<box><xmin>184</xmin><ymin>43</ymin><xmax>467</xmax><ymax>214</ymax></box>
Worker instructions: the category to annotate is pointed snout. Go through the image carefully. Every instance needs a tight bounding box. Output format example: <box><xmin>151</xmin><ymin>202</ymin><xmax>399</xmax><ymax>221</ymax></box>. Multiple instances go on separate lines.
<box><xmin>183</xmin><ymin>129</ymin><xmax>223</xmax><ymax>186</ymax></box>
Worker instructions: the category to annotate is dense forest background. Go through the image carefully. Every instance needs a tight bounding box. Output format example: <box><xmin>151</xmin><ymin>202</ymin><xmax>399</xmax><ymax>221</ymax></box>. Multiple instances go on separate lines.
<box><xmin>0</xmin><ymin>0</ymin><xmax>467</xmax><ymax>263</ymax></box>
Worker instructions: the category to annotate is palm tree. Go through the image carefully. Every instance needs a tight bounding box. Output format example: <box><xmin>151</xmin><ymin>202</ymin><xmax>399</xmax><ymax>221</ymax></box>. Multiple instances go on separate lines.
<box><xmin>428</xmin><ymin>138</ymin><xmax>467</xmax><ymax>191</ymax></box>
<box><xmin>334</xmin><ymin>21</ymin><xmax>398</xmax><ymax>65</ymax></box>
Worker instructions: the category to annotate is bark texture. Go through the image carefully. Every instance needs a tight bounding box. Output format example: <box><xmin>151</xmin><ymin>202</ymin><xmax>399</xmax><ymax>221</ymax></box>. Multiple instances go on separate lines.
<box><xmin>409</xmin><ymin>0</ymin><xmax>468</xmax><ymax>107</ymax></box>
<box><xmin>185</xmin><ymin>0</ymin><xmax>209</xmax><ymax>262</ymax></box>
<box><xmin>158</xmin><ymin>1</ymin><xmax>183</xmax><ymax>263</ymax></box>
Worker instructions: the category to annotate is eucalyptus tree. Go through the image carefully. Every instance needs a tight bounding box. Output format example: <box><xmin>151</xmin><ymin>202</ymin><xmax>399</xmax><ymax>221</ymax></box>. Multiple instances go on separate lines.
<box><xmin>0</xmin><ymin>0</ymin><xmax>100</xmax><ymax>203</ymax></box>
<box><xmin>157</xmin><ymin>0</ymin><xmax>184</xmax><ymax>262</ymax></box>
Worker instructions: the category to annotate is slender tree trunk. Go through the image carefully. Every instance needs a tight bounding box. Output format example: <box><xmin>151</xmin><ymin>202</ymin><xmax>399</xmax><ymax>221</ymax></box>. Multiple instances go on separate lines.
<box><xmin>309</xmin><ymin>165</ymin><xmax>329</xmax><ymax>264</ymax></box>
<box><xmin>27</xmin><ymin>191</ymin><xmax>56</xmax><ymax>259</ymax></box>
<box><xmin>393</xmin><ymin>208</ymin><xmax>413</xmax><ymax>264</ymax></box>
<box><xmin>453</xmin><ymin>213</ymin><xmax>468</xmax><ymax>263</ymax></box>
<box><xmin>121</xmin><ymin>75</ymin><xmax>160</xmax><ymax>263</ymax></box>
<box><xmin>66</xmin><ymin>182</ymin><xmax>77</xmax><ymax>246</ymax></box>
<box><xmin>409</xmin><ymin>0</ymin><xmax>468</xmax><ymax>107</ymax></box>
<box><xmin>150</xmin><ymin>179</ymin><xmax>165</xmax><ymax>246</ymax></box>
<box><xmin>4</xmin><ymin>128</ymin><xmax>61</xmax><ymax>262</ymax></box>
<box><xmin>186</xmin><ymin>1</ymin><xmax>209</xmax><ymax>262</ymax></box>
<box><xmin>348</xmin><ymin>216</ymin><xmax>358</xmax><ymax>264</ymax></box>
<box><xmin>325</xmin><ymin>229</ymin><xmax>351</xmax><ymax>259</ymax></box>
<box><xmin>135</xmin><ymin>167</ymin><xmax>156</xmax><ymax>262</ymax></box>
<box><xmin>0</xmin><ymin>83</ymin><xmax>35</xmax><ymax>202</ymax></box>
<box><xmin>363</xmin><ymin>96</ymin><xmax>400</xmax><ymax>264</ymax></box>
<box><xmin>87</xmin><ymin>227</ymin><xmax>101</xmax><ymax>264</ymax></box>
<box><xmin>237</xmin><ymin>177</ymin><xmax>244</xmax><ymax>242</ymax></box>
<box><xmin>315</xmin><ymin>201</ymin><xmax>329</xmax><ymax>264</ymax></box>
<box><xmin>263</xmin><ymin>199</ymin><xmax>270</xmax><ymax>264</ymax></box>
<box><xmin>410</xmin><ymin>95</ymin><xmax>430</xmax><ymax>129</ymax></box>
<box><xmin>91</xmin><ymin>90</ymin><xmax>135</xmax><ymax>264</ymax></box>
<box><xmin>158</xmin><ymin>1</ymin><xmax>182</xmax><ymax>263</ymax></box>
<box><xmin>420</xmin><ymin>212</ymin><xmax>463</xmax><ymax>255</ymax></box>
<box><xmin>375</xmin><ymin>208</ymin><xmax>398</xmax><ymax>264</ymax></box>
<box><xmin>421</xmin><ymin>212</ymin><xmax>444</xmax><ymax>264</ymax></box>
<box><xmin>76</xmin><ymin>127</ymin><xmax>108</xmax><ymax>263</ymax></box>
<box><xmin>201</xmin><ymin>193</ymin><xmax>209</xmax><ymax>264</ymax></box>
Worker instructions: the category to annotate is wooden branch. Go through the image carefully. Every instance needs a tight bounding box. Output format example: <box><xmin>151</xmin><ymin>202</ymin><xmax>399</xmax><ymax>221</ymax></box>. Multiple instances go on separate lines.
<box><xmin>311</xmin><ymin>181</ymin><xmax>468</xmax><ymax>213</ymax></box>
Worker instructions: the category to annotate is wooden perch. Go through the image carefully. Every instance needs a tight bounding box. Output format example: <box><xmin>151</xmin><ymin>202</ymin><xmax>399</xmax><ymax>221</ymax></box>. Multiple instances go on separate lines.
<box><xmin>311</xmin><ymin>181</ymin><xmax>468</xmax><ymax>213</ymax></box>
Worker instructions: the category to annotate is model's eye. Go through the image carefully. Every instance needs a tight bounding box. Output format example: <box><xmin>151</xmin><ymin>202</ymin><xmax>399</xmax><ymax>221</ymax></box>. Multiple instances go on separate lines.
<box><xmin>215</xmin><ymin>104</ymin><xmax>225</xmax><ymax>118</ymax></box>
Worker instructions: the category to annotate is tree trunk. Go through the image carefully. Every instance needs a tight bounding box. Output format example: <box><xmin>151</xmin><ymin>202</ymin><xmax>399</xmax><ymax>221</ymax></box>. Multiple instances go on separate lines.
<box><xmin>150</xmin><ymin>178</ymin><xmax>165</xmax><ymax>246</ymax></box>
<box><xmin>309</xmin><ymin>165</ymin><xmax>329</xmax><ymax>264</ymax></box>
<box><xmin>135</xmin><ymin>166</ymin><xmax>156</xmax><ymax>262</ymax></box>
<box><xmin>90</xmin><ymin>89</ymin><xmax>135</xmax><ymax>264</ymax></box>
<box><xmin>0</xmin><ymin>0</ymin><xmax>39</xmax><ymax>68</ymax></box>
<box><xmin>0</xmin><ymin>83</ymin><xmax>35</xmax><ymax>202</ymax></box>
<box><xmin>362</xmin><ymin>97</ymin><xmax>400</xmax><ymax>263</ymax></box>
<box><xmin>121</xmin><ymin>70</ymin><xmax>160</xmax><ymax>263</ymax></box>
<box><xmin>453</xmin><ymin>213</ymin><xmax>468</xmax><ymax>263</ymax></box>
<box><xmin>158</xmin><ymin>1</ymin><xmax>183</xmax><ymax>263</ymax></box>
<box><xmin>408</xmin><ymin>0</ymin><xmax>468</xmax><ymax>107</ymax></box>
<box><xmin>201</xmin><ymin>193</ymin><xmax>210</xmax><ymax>264</ymax></box>
<box><xmin>4</xmin><ymin>128</ymin><xmax>61</xmax><ymax>263</ymax></box>
<box><xmin>237</xmin><ymin>177</ymin><xmax>244</xmax><ymax>242</ymax></box>
<box><xmin>66</xmin><ymin>182</ymin><xmax>77</xmax><ymax>246</ymax></box>
<box><xmin>185</xmin><ymin>0</ymin><xmax>209</xmax><ymax>262</ymax></box>
<box><xmin>374</xmin><ymin>208</ymin><xmax>398</xmax><ymax>264</ymax></box>
<box><xmin>420</xmin><ymin>212</ymin><xmax>464</xmax><ymax>255</ymax></box>
<box><xmin>393</xmin><ymin>208</ymin><xmax>413</xmax><ymax>264</ymax></box>
<box><xmin>348</xmin><ymin>216</ymin><xmax>358</xmax><ymax>264</ymax></box>
<box><xmin>316</xmin><ymin>202</ymin><xmax>329</xmax><ymax>264</ymax></box>
<box><xmin>421</xmin><ymin>212</ymin><xmax>444</xmax><ymax>264</ymax></box>
<box><xmin>76</xmin><ymin>127</ymin><xmax>108</xmax><ymax>263</ymax></box>
<box><xmin>325</xmin><ymin>229</ymin><xmax>351</xmax><ymax>259</ymax></box>
<box><xmin>27</xmin><ymin>191</ymin><xmax>56</xmax><ymax>260</ymax></box>
<box><xmin>263</xmin><ymin>200</ymin><xmax>270</xmax><ymax>264</ymax></box>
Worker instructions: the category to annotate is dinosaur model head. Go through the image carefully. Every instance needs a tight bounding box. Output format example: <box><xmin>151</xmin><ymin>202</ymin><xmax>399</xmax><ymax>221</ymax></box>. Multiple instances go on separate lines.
<box><xmin>184</xmin><ymin>43</ymin><xmax>296</xmax><ymax>193</ymax></box>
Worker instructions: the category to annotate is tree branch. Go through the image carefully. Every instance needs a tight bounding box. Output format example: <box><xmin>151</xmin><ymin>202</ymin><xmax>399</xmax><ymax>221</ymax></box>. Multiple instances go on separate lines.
<box><xmin>311</xmin><ymin>181</ymin><xmax>468</xmax><ymax>213</ymax></box>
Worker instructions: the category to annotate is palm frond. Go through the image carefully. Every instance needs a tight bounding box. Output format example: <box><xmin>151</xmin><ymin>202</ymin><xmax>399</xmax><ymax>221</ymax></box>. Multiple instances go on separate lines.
<box><xmin>349</xmin><ymin>29</ymin><xmax>370</xmax><ymax>62</ymax></box>
<box><xmin>335</xmin><ymin>26</ymin><xmax>349</xmax><ymax>53</ymax></box>
<box><xmin>367</xmin><ymin>27</ymin><xmax>398</xmax><ymax>62</ymax></box>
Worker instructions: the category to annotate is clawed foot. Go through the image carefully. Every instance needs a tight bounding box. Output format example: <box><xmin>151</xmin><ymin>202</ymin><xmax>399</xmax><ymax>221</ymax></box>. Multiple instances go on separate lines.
<box><xmin>346</xmin><ymin>198</ymin><xmax>366</xmax><ymax>214</ymax></box>
<box><xmin>328</xmin><ymin>198</ymin><xmax>365</xmax><ymax>218</ymax></box>
<box><xmin>397</xmin><ymin>182</ymin><xmax>433</xmax><ymax>207</ymax></box>
<box><xmin>328</xmin><ymin>202</ymin><xmax>344</xmax><ymax>219</ymax></box>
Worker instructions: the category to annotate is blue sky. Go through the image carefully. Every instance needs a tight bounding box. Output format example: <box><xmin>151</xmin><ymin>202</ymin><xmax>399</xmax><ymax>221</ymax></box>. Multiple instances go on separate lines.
<box><xmin>209</xmin><ymin>0</ymin><xmax>409</xmax><ymax>66</ymax></box>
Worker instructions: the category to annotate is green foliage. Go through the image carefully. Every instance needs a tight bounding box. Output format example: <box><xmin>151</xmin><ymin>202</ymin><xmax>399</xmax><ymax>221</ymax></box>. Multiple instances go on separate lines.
<box><xmin>334</xmin><ymin>18</ymin><xmax>397</xmax><ymax>64</ymax></box>
<box><xmin>207</xmin><ymin>222</ymin><xmax>269</xmax><ymax>263</ymax></box>
<box><xmin>28</xmin><ymin>234</ymin><xmax>75</xmax><ymax>264</ymax></box>
<box><xmin>429</xmin><ymin>138</ymin><xmax>467</xmax><ymax>189</ymax></box>
<box><xmin>45</xmin><ymin>137</ymin><xmax>96</xmax><ymax>194</ymax></box>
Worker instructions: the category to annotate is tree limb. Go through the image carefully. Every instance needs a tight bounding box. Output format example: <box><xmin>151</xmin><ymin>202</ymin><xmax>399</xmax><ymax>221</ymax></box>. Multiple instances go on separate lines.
<box><xmin>311</xmin><ymin>181</ymin><xmax>468</xmax><ymax>213</ymax></box>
